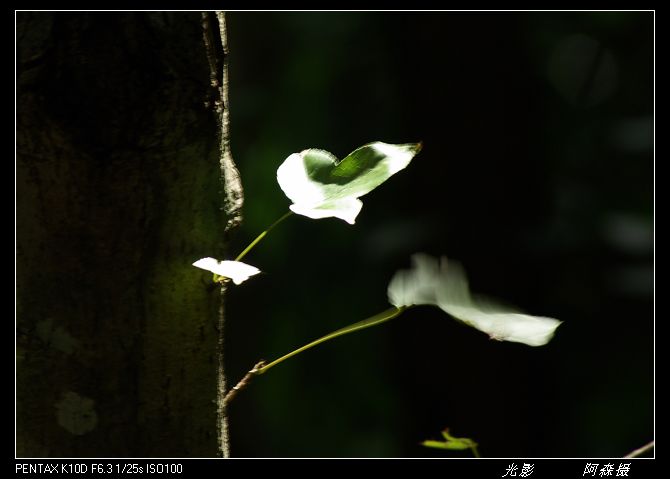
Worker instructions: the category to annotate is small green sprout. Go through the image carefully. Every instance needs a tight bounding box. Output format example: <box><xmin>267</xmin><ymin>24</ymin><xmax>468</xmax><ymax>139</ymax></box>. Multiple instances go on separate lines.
<box><xmin>421</xmin><ymin>428</ymin><xmax>481</xmax><ymax>458</ymax></box>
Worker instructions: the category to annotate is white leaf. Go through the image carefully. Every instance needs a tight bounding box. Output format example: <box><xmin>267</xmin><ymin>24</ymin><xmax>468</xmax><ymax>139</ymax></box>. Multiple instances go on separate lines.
<box><xmin>192</xmin><ymin>257</ymin><xmax>261</xmax><ymax>285</ymax></box>
<box><xmin>276</xmin><ymin>142</ymin><xmax>421</xmax><ymax>224</ymax></box>
<box><xmin>387</xmin><ymin>253</ymin><xmax>445</xmax><ymax>307</ymax></box>
<box><xmin>387</xmin><ymin>254</ymin><xmax>562</xmax><ymax>347</ymax></box>
<box><xmin>440</xmin><ymin>305</ymin><xmax>562</xmax><ymax>347</ymax></box>
<box><xmin>289</xmin><ymin>198</ymin><xmax>363</xmax><ymax>225</ymax></box>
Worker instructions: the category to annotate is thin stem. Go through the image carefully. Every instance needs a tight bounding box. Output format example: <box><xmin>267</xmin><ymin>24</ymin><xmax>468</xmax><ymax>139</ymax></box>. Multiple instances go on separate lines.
<box><xmin>472</xmin><ymin>445</ymin><xmax>481</xmax><ymax>458</ymax></box>
<box><xmin>234</xmin><ymin>211</ymin><xmax>293</xmax><ymax>261</ymax></box>
<box><xmin>257</xmin><ymin>306</ymin><xmax>407</xmax><ymax>375</ymax></box>
<box><xmin>222</xmin><ymin>306</ymin><xmax>408</xmax><ymax>407</ymax></box>
<box><xmin>624</xmin><ymin>440</ymin><xmax>654</xmax><ymax>458</ymax></box>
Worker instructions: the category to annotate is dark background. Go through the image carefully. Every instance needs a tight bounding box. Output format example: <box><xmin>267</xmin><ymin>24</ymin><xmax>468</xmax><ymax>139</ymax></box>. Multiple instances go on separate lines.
<box><xmin>224</xmin><ymin>12</ymin><xmax>653</xmax><ymax>458</ymax></box>
<box><xmin>17</xmin><ymin>11</ymin><xmax>653</xmax><ymax>458</ymax></box>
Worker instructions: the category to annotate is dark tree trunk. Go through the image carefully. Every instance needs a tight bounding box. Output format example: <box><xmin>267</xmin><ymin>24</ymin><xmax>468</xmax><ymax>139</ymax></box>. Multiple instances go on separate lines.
<box><xmin>17</xmin><ymin>12</ymin><xmax>227</xmax><ymax>457</ymax></box>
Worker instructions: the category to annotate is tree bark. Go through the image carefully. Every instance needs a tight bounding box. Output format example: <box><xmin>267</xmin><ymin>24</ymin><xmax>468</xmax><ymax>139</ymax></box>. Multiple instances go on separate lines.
<box><xmin>17</xmin><ymin>12</ymin><xmax>227</xmax><ymax>457</ymax></box>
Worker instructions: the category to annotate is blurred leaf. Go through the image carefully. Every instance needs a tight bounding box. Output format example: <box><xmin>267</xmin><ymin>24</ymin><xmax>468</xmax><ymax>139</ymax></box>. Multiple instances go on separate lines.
<box><xmin>388</xmin><ymin>254</ymin><xmax>562</xmax><ymax>346</ymax></box>
<box><xmin>277</xmin><ymin>141</ymin><xmax>421</xmax><ymax>224</ymax></box>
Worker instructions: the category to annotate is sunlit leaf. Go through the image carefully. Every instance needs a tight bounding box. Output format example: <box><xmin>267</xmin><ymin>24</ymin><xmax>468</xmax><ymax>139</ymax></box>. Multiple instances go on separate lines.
<box><xmin>192</xmin><ymin>257</ymin><xmax>261</xmax><ymax>285</ymax></box>
<box><xmin>276</xmin><ymin>141</ymin><xmax>422</xmax><ymax>224</ymax></box>
<box><xmin>387</xmin><ymin>254</ymin><xmax>562</xmax><ymax>346</ymax></box>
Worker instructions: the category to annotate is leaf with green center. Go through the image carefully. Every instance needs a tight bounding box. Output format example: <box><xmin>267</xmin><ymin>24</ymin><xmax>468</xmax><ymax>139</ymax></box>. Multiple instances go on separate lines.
<box><xmin>276</xmin><ymin>141</ymin><xmax>422</xmax><ymax>224</ymax></box>
<box><xmin>387</xmin><ymin>254</ymin><xmax>562</xmax><ymax>347</ymax></box>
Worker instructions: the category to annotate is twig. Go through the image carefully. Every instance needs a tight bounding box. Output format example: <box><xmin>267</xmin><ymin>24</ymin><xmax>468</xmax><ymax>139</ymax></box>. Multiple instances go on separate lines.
<box><xmin>624</xmin><ymin>440</ymin><xmax>654</xmax><ymax>458</ymax></box>
<box><xmin>223</xmin><ymin>361</ymin><xmax>266</xmax><ymax>406</ymax></box>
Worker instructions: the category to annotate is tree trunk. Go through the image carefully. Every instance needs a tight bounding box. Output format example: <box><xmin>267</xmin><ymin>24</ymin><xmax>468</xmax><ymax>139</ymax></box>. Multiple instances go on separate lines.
<box><xmin>17</xmin><ymin>12</ymin><xmax>227</xmax><ymax>457</ymax></box>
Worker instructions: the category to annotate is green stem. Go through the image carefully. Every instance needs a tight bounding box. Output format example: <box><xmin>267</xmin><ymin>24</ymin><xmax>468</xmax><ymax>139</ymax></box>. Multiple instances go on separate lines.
<box><xmin>234</xmin><ymin>210</ymin><xmax>293</xmax><ymax>262</ymax></box>
<box><xmin>472</xmin><ymin>445</ymin><xmax>481</xmax><ymax>458</ymax></box>
<box><xmin>257</xmin><ymin>306</ymin><xmax>407</xmax><ymax>375</ymax></box>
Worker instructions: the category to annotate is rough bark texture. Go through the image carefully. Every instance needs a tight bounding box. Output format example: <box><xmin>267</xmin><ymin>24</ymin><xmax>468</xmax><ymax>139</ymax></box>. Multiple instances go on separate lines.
<box><xmin>17</xmin><ymin>12</ymin><xmax>226</xmax><ymax>457</ymax></box>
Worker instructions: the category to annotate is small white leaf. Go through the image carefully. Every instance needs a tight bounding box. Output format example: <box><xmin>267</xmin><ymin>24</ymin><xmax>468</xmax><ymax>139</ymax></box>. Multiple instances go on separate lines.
<box><xmin>387</xmin><ymin>254</ymin><xmax>562</xmax><ymax>347</ymax></box>
<box><xmin>192</xmin><ymin>257</ymin><xmax>261</xmax><ymax>285</ymax></box>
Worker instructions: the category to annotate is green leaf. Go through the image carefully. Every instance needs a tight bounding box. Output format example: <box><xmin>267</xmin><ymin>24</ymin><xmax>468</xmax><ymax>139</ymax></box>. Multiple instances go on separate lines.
<box><xmin>421</xmin><ymin>440</ymin><xmax>453</xmax><ymax>450</ymax></box>
<box><xmin>277</xmin><ymin>141</ymin><xmax>422</xmax><ymax>224</ymax></box>
<box><xmin>388</xmin><ymin>254</ymin><xmax>562</xmax><ymax>346</ymax></box>
<box><xmin>440</xmin><ymin>429</ymin><xmax>477</xmax><ymax>450</ymax></box>
<box><xmin>422</xmin><ymin>428</ymin><xmax>480</xmax><ymax>457</ymax></box>
<box><xmin>441</xmin><ymin>441</ymin><xmax>474</xmax><ymax>451</ymax></box>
